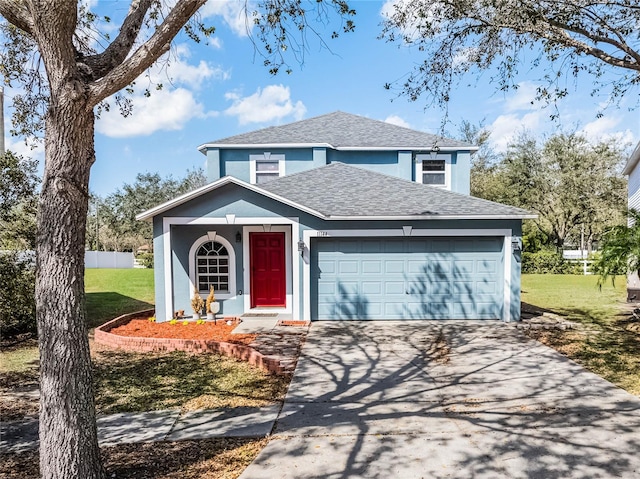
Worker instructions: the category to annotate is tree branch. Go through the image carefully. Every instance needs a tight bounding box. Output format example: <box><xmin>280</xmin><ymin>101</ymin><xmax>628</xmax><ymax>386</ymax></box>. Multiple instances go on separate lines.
<box><xmin>81</xmin><ymin>0</ymin><xmax>152</xmax><ymax>81</ymax></box>
<box><xmin>0</xmin><ymin>0</ymin><xmax>34</xmax><ymax>35</ymax></box>
<box><xmin>87</xmin><ymin>0</ymin><xmax>206</xmax><ymax>106</ymax></box>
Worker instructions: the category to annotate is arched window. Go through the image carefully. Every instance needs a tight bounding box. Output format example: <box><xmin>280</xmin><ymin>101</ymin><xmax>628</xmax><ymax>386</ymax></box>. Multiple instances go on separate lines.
<box><xmin>195</xmin><ymin>241</ymin><xmax>230</xmax><ymax>293</ymax></box>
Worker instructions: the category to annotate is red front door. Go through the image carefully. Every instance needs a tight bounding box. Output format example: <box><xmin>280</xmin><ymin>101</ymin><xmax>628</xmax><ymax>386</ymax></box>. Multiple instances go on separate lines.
<box><xmin>250</xmin><ymin>232</ymin><xmax>286</xmax><ymax>308</ymax></box>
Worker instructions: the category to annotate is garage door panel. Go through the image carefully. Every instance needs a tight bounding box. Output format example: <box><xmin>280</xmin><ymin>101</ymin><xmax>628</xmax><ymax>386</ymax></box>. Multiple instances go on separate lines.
<box><xmin>476</xmin><ymin>302</ymin><xmax>500</xmax><ymax>319</ymax></box>
<box><xmin>477</xmin><ymin>260</ymin><xmax>498</xmax><ymax>274</ymax></box>
<box><xmin>429</xmin><ymin>261</ymin><xmax>452</xmax><ymax>274</ymax></box>
<box><xmin>384</xmin><ymin>281</ymin><xmax>405</xmax><ymax>295</ymax></box>
<box><xmin>317</xmin><ymin>281</ymin><xmax>336</xmax><ymax>295</ymax></box>
<box><xmin>337</xmin><ymin>281</ymin><xmax>359</xmax><ymax>296</ymax></box>
<box><xmin>453</xmin><ymin>281</ymin><xmax>473</xmax><ymax>295</ymax></box>
<box><xmin>407</xmin><ymin>259</ymin><xmax>428</xmax><ymax>274</ymax></box>
<box><xmin>318</xmin><ymin>260</ymin><xmax>335</xmax><ymax>274</ymax></box>
<box><xmin>339</xmin><ymin>261</ymin><xmax>359</xmax><ymax>274</ymax></box>
<box><xmin>453</xmin><ymin>260</ymin><xmax>475</xmax><ymax>274</ymax></box>
<box><xmin>384</xmin><ymin>302</ymin><xmax>406</xmax><ymax>317</ymax></box>
<box><xmin>313</xmin><ymin>237</ymin><xmax>504</xmax><ymax>320</ymax></box>
<box><xmin>362</xmin><ymin>260</ymin><xmax>382</xmax><ymax>274</ymax></box>
<box><xmin>477</xmin><ymin>281</ymin><xmax>498</xmax><ymax>294</ymax></box>
<box><xmin>385</xmin><ymin>260</ymin><xmax>404</xmax><ymax>273</ymax></box>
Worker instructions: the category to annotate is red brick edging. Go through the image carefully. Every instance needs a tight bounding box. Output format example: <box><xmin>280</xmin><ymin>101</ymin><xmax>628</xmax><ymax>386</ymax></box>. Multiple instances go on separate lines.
<box><xmin>94</xmin><ymin>310</ymin><xmax>287</xmax><ymax>375</ymax></box>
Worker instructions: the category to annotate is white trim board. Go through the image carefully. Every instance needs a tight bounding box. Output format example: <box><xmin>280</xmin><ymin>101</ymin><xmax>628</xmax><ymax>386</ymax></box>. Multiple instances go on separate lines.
<box><xmin>302</xmin><ymin>228</ymin><xmax>514</xmax><ymax>322</ymax></box>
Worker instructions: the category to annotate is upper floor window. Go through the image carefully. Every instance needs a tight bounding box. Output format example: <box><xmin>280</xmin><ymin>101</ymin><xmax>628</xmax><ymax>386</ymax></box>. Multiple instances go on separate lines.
<box><xmin>250</xmin><ymin>153</ymin><xmax>285</xmax><ymax>184</ymax></box>
<box><xmin>415</xmin><ymin>153</ymin><xmax>451</xmax><ymax>189</ymax></box>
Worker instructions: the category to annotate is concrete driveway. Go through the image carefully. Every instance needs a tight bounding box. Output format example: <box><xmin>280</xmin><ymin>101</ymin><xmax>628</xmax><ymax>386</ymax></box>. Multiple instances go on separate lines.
<box><xmin>240</xmin><ymin>321</ymin><xmax>640</xmax><ymax>479</ymax></box>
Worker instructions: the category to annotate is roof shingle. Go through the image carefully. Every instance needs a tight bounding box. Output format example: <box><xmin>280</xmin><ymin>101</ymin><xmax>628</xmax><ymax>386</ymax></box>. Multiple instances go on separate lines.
<box><xmin>261</xmin><ymin>162</ymin><xmax>532</xmax><ymax>218</ymax></box>
<box><xmin>204</xmin><ymin>111</ymin><xmax>473</xmax><ymax>150</ymax></box>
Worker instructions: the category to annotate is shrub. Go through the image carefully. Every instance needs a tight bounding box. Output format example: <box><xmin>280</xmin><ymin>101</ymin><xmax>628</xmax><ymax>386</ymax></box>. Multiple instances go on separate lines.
<box><xmin>521</xmin><ymin>251</ymin><xmax>575</xmax><ymax>274</ymax></box>
<box><xmin>0</xmin><ymin>251</ymin><xmax>36</xmax><ymax>338</ymax></box>
<box><xmin>136</xmin><ymin>252</ymin><xmax>154</xmax><ymax>269</ymax></box>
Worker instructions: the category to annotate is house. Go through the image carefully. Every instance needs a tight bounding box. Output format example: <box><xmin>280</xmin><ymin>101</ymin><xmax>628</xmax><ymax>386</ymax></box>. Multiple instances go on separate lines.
<box><xmin>622</xmin><ymin>141</ymin><xmax>640</xmax><ymax>300</ymax></box>
<box><xmin>137</xmin><ymin>111</ymin><xmax>534</xmax><ymax>322</ymax></box>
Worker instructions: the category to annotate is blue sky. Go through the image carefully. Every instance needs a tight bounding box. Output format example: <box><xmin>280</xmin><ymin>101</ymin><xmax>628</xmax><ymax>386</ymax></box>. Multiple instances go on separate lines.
<box><xmin>4</xmin><ymin>0</ymin><xmax>639</xmax><ymax>197</ymax></box>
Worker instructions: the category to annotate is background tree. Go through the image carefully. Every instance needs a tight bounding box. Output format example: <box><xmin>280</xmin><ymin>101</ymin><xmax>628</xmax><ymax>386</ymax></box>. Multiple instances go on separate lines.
<box><xmin>0</xmin><ymin>150</ymin><xmax>38</xmax><ymax>249</ymax></box>
<box><xmin>0</xmin><ymin>150</ymin><xmax>38</xmax><ymax>337</ymax></box>
<box><xmin>464</xmin><ymin>129</ymin><xmax>627</xmax><ymax>251</ymax></box>
<box><xmin>87</xmin><ymin>169</ymin><xmax>206</xmax><ymax>252</ymax></box>
<box><xmin>0</xmin><ymin>1</ymin><xmax>355</xmax><ymax>478</ymax></box>
<box><xmin>381</xmin><ymin>1</ymin><xmax>640</xmax><ymax>111</ymax></box>
<box><xmin>594</xmin><ymin>209</ymin><xmax>640</xmax><ymax>286</ymax></box>
<box><xmin>457</xmin><ymin>120</ymin><xmax>509</xmax><ymax>202</ymax></box>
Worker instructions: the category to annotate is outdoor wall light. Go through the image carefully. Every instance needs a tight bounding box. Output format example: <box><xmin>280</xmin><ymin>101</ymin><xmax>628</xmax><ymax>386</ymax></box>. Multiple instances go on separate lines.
<box><xmin>298</xmin><ymin>241</ymin><xmax>305</xmax><ymax>254</ymax></box>
<box><xmin>235</xmin><ymin>231</ymin><xmax>242</xmax><ymax>243</ymax></box>
<box><xmin>511</xmin><ymin>238</ymin><xmax>521</xmax><ymax>252</ymax></box>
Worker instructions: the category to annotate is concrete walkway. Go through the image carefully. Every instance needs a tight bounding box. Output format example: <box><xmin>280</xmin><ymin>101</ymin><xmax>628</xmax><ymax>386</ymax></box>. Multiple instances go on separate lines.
<box><xmin>1</xmin><ymin>405</ymin><xmax>281</xmax><ymax>454</ymax></box>
<box><xmin>239</xmin><ymin>321</ymin><xmax>640</xmax><ymax>479</ymax></box>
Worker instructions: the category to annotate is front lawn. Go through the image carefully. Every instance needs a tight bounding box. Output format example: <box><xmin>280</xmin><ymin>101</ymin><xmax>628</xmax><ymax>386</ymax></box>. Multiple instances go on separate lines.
<box><xmin>85</xmin><ymin>268</ymin><xmax>154</xmax><ymax>329</ymax></box>
<box><xmin>522</xmin><ymin>274</ymin><xmax>640</xmax><ymax>395</ymax></box>
<box><xmin>1</xmin><ymin>268</ymin><xmax>288</xmax><ymax>479</ymax></box>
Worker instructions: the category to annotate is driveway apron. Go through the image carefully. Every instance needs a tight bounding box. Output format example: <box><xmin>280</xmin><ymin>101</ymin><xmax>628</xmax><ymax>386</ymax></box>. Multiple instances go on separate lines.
<box><xmin>239</xmin><ymin>321</ymin><xmax>640</xmax><ymax>479</ymax></box>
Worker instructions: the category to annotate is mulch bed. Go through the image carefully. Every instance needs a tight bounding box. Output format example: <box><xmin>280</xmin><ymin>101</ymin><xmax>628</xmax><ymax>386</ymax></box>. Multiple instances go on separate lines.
<box><xmin>109</xmin><ymin>318</ymin><xmax>257</xmax><ymax>345</ymax></box>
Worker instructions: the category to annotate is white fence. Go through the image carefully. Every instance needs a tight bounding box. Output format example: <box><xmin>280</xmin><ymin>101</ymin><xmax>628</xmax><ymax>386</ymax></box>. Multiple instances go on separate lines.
<box><xmin>85</xmin><ymin>251</ymin><xmax>134</xmax><ymax>269</ymax></box>
<box><xmin>562</xmin><ymin>250</ymin><xmax>593</xmax><ymax>275</ymax></box>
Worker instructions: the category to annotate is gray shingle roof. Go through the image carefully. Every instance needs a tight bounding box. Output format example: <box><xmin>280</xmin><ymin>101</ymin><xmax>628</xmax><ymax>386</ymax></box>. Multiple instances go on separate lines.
<box><xmin>260</xmin><ymin>162</ymin><xmax>532</xmax><ymax>218</ymax></box>
<box><xmin>206</xmin><ymin>111</ymin><xmax>473</xmax><ymax>150</ymax></box>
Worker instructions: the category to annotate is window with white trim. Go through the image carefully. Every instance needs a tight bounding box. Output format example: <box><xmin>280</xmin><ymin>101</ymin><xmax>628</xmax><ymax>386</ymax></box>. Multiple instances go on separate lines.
<box><xmin>195</xmin><ymin>241</ymin><xmax>230</xmax><ymax>293</ymax></box>
<box><xmin>250</xmin><ymin>153</ymin><xmax>285</xmax><ymax>184</ymax></box>
<box><xmin>415</xmin><ymin>153</ymin><xmax>451</xmax><ymax>189</ymax></box>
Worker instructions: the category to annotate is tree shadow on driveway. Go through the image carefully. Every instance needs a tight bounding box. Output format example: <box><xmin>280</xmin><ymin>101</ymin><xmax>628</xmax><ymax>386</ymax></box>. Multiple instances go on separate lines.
<box><xmin>241</xmin><ymin>321</ymin><xmax>640</xmax><ymax>479</ymax></box>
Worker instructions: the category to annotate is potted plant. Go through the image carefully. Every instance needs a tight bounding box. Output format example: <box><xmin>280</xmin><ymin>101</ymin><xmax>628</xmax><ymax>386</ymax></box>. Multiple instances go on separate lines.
<box><xmin>191</xmin><ymin>289</ymin><xmax>205</xmax><ymax>320</ymax></box>
<box><xmin>206</xmin><ymin>285</ymin><xmax>220</xmax><ymax>320</ymax></box>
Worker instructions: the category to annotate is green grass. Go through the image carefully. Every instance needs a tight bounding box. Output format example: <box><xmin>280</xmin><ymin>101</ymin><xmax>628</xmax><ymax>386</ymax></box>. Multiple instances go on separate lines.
<box><xmin>85</xmin><ymin>268</ymin><xmax>154</xmax><ymax>329</ymax></box>
<box><xmin>522</xmin><ymin>274</ymin><xmax>640</xmax><ymax>395</ymax></box>
<box><xmin>521</xmin><ymin>274</ymin><xmax>626</xmax><ymax>324</ymax></box>
<box><xmin>2</xmin><ymin>269</ymin><xmax>153</xmax><ymax>374</ymax></box>
<box><xmin>0</xmin><ymin>342</ymin><xmax>39</xmax><ymax>374</ymax></box>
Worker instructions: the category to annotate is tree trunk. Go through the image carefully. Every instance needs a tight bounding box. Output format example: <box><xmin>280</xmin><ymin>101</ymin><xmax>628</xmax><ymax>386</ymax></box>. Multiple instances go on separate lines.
<box><xmin>36</xmin><ymin>94</ymin><xmax>104</xmax><ymax>479</ymax></box>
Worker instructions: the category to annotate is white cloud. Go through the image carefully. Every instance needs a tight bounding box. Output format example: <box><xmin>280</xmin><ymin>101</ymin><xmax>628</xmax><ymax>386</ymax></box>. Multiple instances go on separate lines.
<box><xmin>489</xmin><ymin>111</ymin><xmax>545</xmax><ymax>152</ymax></box>
<box><xmin>95</xmin><ymin>45</ymin><xmax>226</xmax><ymax>138</ymax></box>
<box><xmin>208</xmin><ymin>37</ymin><xmax>223</xmax><ymax>50</ymax></box>
<box><xmin>384</xmin><ymin>115</ymin><xmax>411</xmax><ymax>128</ymax></box>
<box><xmin>96</xmin><ymin>88</ymin><xmax>205</xmax><ymax>138</ymax></box>
<box><xmin>6</xmin><ymin>137</ymin><xmax>43</xmax><ymax>165</ymax></box>
<box><xmin>149</xmin><ymin>44</ymin><xmax>229</xmax><ymax>89</ymax></box>
<box><xmin>580</xmin><ymin>116</ymin><xmax>637</xmax><ymax>146</ymax></box>
<box><xmin>200</xmin><ymin>0</ymin><xmax>252</xmax><ymax>37</ymax></box>
<box><xmin>485</xmin><ymin>81</ymin><xmax>549</xmax><ymax>151</ymax></box>
<box><xmin>224</xmin><ymin>85</ymin><xmax>306</xmax><ymax>125</ymax></box>
<box><xmin>503</xmin><ymin>81</ymin><xmax>539</xmax><ymax>112</ymax></box>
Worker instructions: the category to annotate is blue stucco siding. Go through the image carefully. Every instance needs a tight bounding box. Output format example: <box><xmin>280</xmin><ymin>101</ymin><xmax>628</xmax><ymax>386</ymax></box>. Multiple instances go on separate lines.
<box><xmin>170</xmin><ymin>225</ymin><xmax>244</xmax><ymax>318</ymax></box>
<box><xmin>160</xmin><ymin>183</ymin><xmax>303</xmax><ymax>219</ymax></box>
<box><xmin>204</xmin><ymin>146</ymin><xmax>473</xmax><ymax>195</ymax></box>
<box><xmin>451</xmin><ymin>151</ymin><xmax>471</xmax><ymax>195</ymax></box>
<box><xmin>327</xmin><ymin>150</ymin><xmax>406</xmax><ymax>179</ymax></box>
<box><xmin>299</xmin><ymin>218</ymin><xmax>522</xmax><ymax>321</ymax></box>
<box><xmin>214</xmin><ymin>148</ymin><xmax>315</xmax><ymax>183</ymax></box>
<box><xmin>151</xmin><ymin>180</ymin><xmax>522</xmax><ymax>322</ymax></box>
